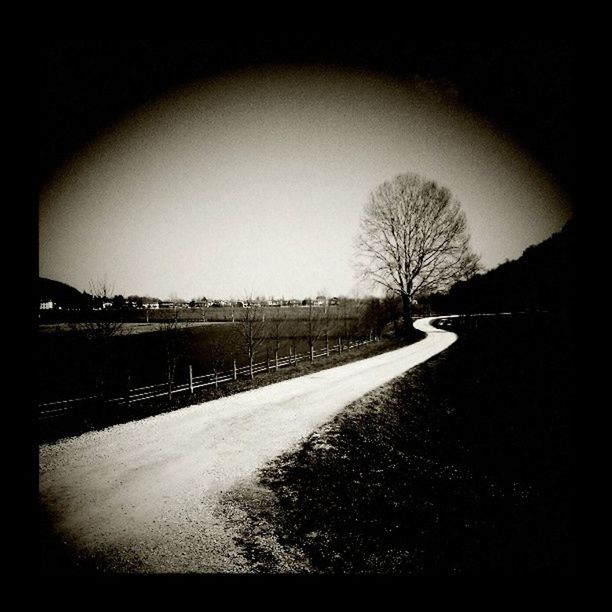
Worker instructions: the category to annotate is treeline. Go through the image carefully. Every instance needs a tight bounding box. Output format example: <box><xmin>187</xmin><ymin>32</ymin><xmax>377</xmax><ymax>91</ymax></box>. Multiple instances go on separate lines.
<box><xmin>426</xmin><ymin>219</ymin><xmax>575</xmax><ymax>315</ymax></box>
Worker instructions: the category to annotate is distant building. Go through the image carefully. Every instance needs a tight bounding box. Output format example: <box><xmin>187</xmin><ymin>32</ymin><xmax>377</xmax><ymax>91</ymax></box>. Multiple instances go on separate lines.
<box><xmin>143</xmin><ymin>302</ymin><xmax>159</xmax><ymax>309</ymax></box>
<box><xmin>328</xmin><ymin>297</ymin><xmax>339</xmax><ymax>306</ymax></box>
<box><xmin>40</xmin><ymin>300</ymin><xmax>54</xmax><ymax>310</ymax></box>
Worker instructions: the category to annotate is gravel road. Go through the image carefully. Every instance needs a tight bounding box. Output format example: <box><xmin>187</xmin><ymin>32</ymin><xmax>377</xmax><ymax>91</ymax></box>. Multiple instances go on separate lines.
<box><xmin>39</xmin><ymin>316</ymin><xmax>457</xmax><ymax>573</ymax></box>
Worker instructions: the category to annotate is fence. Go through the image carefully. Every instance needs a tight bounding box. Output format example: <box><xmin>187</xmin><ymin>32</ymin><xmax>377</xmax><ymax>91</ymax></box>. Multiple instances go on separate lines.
<box><xmin>38</xmin><ymin>338</ymin><xmax>375</xmax><ymax>421</ymax></box>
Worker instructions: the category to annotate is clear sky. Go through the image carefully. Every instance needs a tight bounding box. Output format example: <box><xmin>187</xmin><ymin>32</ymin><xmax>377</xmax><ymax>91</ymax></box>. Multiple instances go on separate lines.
<box><xmin>39</xmin><ymin>66</ymin><xmax>572</xmax><ymax>300</ymax></box>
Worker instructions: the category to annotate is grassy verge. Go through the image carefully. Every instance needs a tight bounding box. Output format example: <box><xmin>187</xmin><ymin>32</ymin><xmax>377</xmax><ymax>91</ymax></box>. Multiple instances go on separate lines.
<box><xmin>218</xmin><ymin>312</ymin><xmax>574</xmax><ymax>574</ymax></box>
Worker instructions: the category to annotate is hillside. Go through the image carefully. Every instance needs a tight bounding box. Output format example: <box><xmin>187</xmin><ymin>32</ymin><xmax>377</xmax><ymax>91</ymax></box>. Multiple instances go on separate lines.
<box><xmin>39</xmin><ymin>277</ymin><xmax>89</xmax><ymax>308</ymax></box>
<box><xmin>429</xmin><ymin>219</ymin><xmax>575</xmax><ymax>314</ymax></box>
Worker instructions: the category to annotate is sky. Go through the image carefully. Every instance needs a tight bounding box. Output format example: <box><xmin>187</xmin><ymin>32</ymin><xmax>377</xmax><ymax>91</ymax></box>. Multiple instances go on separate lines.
<box><xmin>39</xmin><ymin>64</ymin><xmax>572</xmax><ymax>301</ymax></box>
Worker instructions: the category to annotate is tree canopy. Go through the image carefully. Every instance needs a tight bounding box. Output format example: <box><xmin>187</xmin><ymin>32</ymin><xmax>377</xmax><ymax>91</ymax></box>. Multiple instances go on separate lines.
<box><xmin>355</xmin><ymin>172</ymin><xmax>480</xmax><ymax>335</ymax></box>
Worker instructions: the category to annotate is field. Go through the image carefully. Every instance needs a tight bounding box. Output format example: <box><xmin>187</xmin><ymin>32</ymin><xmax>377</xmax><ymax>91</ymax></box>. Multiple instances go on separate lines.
<box><xmin>38</xmin><ymin>306</ymin><xmax>375</xmax><ymax>404</ymax></box>
<box><xmin>38</xmin><ymin>304</ymin><xmax>354</xmax><ymax>326</ymax></box>
<box><xmin>217</xmin><ymin>312</ymin><xmax>575</xmax><ymax>574</ymax></box>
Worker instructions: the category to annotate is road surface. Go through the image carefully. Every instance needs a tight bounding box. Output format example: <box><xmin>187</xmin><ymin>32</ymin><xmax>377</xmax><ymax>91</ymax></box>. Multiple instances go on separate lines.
<box><xmin>39</xmin><ymin>316</ymin><xmax>457</xmax><ymax>573</ymax></box>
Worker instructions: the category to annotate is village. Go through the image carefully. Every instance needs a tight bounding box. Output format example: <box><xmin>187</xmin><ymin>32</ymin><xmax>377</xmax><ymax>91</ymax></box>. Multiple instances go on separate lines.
<box><xmin>39</xmin><ymin>294</ymin><xmax>341</xmax><ymax>311</ymax></box>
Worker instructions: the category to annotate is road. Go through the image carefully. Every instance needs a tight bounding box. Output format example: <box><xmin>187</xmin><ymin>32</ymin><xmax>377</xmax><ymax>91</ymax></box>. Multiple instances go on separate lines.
<box><xmin>39</xmin><ymin>316</ymin><xmax>457</xmax><ymax>573</ymax></box>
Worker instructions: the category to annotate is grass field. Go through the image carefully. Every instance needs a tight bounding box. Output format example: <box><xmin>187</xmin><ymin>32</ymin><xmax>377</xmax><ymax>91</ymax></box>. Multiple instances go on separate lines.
<box><xmin>38</xmin><ymin>304</ymin><xmax>358</xmax><ymax>325</ymax></box>
<box><xmin>218</xmin><ymin>312</ymin><xmax>575</xmax><ymax>574</ymax></box>
<box><xmin>38</xmin><ymin>310</ymin><xmax>371</xmax><ymax>404</ymax></box>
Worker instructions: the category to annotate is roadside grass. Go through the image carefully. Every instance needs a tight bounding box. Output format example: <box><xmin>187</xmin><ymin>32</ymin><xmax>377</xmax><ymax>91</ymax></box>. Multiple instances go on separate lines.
<box><xmin>38</xmin><ymin>332</ymin><xmax>424</xmax><ymax>444</ymax></box>
<box><xmin>218</xmin><ymin>312</ymin><xmax>574</xmax><ymax>574</ymax></box>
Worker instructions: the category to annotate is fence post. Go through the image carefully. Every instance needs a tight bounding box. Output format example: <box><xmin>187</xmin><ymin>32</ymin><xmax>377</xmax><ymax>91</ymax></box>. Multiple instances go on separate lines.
<box><xmin>189</xmin><ymin>364</ymin><xmax>193</xmax><ymax>394</ymax></box>
<box><xmin>338</xmin><ymin>337</ymin><xmax>342</xmax><ymax>353</ymax></box>
<box><xmin>275</xmin><ymin>349</ymin><xmax>279</xmax><ymax>372</ymax></box>
<box><xmin>266</xmin><ymin>348</ymin><xmax>270</xmax><ymax>373</ymax></box>
<box><xmin>289</xmin><ymin>346</ymin><xmax>293</xmax><ymax>365</ymax></box>
<box><xmin>310</xmin><ymin>345</ymin><xmax>314</xmax><ymax>362</ymax></box>
<box><xmin>215</xmin><ymin>371</ymin><xmax>218</xmax><ymax>388</ymax></box>
<box><xmin>233</xmin><ymin>359</ymin><xmax>237</xmax><ymax>381</ymax></box>
<box><xmin>326</xmin><ymin>334</ymin><xmax>329</xmax><ymax>357</ymax></box>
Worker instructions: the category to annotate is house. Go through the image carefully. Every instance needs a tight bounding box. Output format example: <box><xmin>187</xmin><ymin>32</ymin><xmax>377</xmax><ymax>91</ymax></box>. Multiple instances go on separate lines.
<box><xmin>143</xmin><ymin>302</ymin><xmax>159</xmax><ymax>309</ymax></box>
<box><xmin>40</xmin><ymin>300</ymin><xmax>54</xmax><ymax>310</ymax></box>
<box><xmin>302</xmin><ymin>298</ymin><xmax>324</xmax><ymax>306</ymax></box>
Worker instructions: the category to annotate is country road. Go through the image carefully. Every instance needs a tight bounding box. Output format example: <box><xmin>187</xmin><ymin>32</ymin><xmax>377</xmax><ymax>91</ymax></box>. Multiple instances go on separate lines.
<box><xmin>39</xmin><ymin>316</ymin><xmax>458</xmax><ymax>573</ymax></box>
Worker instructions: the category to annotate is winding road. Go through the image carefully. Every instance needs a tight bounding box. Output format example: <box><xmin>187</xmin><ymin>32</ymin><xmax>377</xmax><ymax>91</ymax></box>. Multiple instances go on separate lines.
<box><xmin>39</xmin><ymin>316</ymin><xmax>457</xmax><ymax>573</ymax></box>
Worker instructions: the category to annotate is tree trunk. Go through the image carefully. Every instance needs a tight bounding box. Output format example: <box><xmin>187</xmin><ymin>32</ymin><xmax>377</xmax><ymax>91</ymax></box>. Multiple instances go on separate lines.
<box><xmin>401</xmin><ymin>293</ymin><xmax>416</xmax><ymax>340</ymax></box>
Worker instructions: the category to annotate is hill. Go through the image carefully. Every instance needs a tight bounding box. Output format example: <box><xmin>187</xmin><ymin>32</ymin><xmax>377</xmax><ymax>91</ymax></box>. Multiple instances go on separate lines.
<box><xmin>428</xmin><ymin>219</ymin><xmax>575</xmax><ymax>314</ymax></box>
<box><xmin>39</xmin><ymin>277</ymin><xmax>89</xmax><ymax>308</ymax></box>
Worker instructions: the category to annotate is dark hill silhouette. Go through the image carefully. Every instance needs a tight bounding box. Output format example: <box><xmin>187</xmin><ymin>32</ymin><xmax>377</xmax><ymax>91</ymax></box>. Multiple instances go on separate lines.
<box><xmin>428</xmin><ymin>219</ymin><xmax>575</xmax><ymax>314</ymax></box>
<box><xmin>39</xmin><ymin>277</ymin><xmax>89</xmax><ymax>308</ymax></box>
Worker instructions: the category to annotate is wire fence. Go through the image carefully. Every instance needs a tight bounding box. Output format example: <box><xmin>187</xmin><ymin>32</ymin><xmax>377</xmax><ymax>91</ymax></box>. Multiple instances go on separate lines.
<box><xmin>38</xmin><ymin>338</ymin><xmax>375</xmax><ymax>421</ymax></box>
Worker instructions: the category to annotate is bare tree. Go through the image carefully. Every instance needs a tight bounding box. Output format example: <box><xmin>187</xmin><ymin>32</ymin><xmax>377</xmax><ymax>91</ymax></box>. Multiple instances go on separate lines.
<box><xmin>320</xmin><ymin>302</ymin><xmax>333</xmax><ymax>356</ymax></box>
<box><xmin>233</xmin><ymin>301</ymin><xmax>267</xmax><ymax>379</ymax></box>
<box><xmin>208</xmin><ymin>335</ymin><xmax>226</xmax><ymax>388</ymax></box>
<box><xmin>71</xmin><ymin>277</ymin><xmax>127</xmax><ymax>399</ymax></box>
<box><xmin>348</xmin><ymin>297</ymin><xmax>368</xmax><ymax>346</ymax></box>
<box><xmin>362</xmin><ymin>297</ymin><xmax>386</xmax><ymax>341</ymax></box>
<box><xmin>305</xmin><ymin>302</ymin><xmax>325</xmax><ymax>362</ymax></box>
<box><xmin>267</xmin><ymin>309</ymin><xmax>287</xmax><ymax>371</ymax></box>
<box><xmin>155</xmin><ymin>317</ymin><xmax>189</xmax><ymax>400</ymax></box>
<box><xmin>355</xmin><ymin>172</ymin><xmax>480</xmax><ymax>337</ymax></box>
